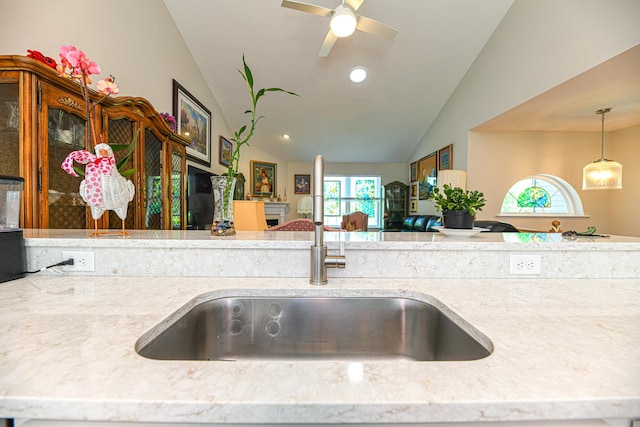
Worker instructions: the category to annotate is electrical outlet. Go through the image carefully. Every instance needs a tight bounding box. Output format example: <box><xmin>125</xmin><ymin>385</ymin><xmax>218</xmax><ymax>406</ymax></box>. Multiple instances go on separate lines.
<box><xmin>509</xmin><ymin>254</ymin><xmax>541</xmax><ymax>275</ymax></box>
<box><xmin>62</xmin><ymin>250</ymin><xmax>95</xmax><ymax>272</ymax></box>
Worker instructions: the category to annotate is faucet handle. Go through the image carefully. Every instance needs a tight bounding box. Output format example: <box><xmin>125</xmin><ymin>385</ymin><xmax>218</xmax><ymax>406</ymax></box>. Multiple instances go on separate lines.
<box><xmin>326</xmin><ymin>243</ymin><xmax>346</xmax><ymax>269</ymax></box>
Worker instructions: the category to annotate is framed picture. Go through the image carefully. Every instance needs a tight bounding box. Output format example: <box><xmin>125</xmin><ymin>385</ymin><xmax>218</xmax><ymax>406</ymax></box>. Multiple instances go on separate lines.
<box><xmin>294</xmin><ymin>174</ymin><xmax>310</xmax><ymax>194</ymax></box>
<box><xmin>410</xmin><ymin>199</ymin><xmax>418</xmax><ymax>213</ymax></box>
<box><xmin>438</xmin><ymin>144</ymin><xmax>452</xmax><ymax>170</ymax></box>
<box><xmin>411</xmin><ymin>183</ymin><xmax>418</xmax><ymax>198</ymax></box>
<box><xmin>173</xmin><ymin>79</ymin><xmax>212</xmax><ymax>167</ymax></box>
<box><xmin>250</xmin><ymin>160</ymin><xmax>277</xmax><ymax>197</ymax></box>
<box><xmin>410</xmin><ymin>161</ymin><xmax>418</xmax><ymax>182</ymax></box>
<box><xmin>219</xmin><ymin>135</ymin><xmax>232</xmax><ymax>167</ymax></box>
<box><xmin>418</xmin><ymin>152</ymin><xmax>437</xmax><ymax>200</ymax></box>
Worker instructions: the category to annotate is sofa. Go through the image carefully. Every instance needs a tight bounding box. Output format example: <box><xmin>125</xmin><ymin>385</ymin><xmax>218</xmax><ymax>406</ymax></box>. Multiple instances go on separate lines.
<box><xmin>403</xmin><ymin>214</ymin><xmax>442</xmax><ymax>232</ymax></box>
<box><xmin>474</xmin><ymin>220</ymin><xmax>520</xmax><ymax>232</ymax></box>
<box><xmin>386</xmin><ymin>215</ymin><xmax>519</xmax><ymax>232</ymax></box>
<box><xmin>266</xmin><ymin>218</ymin><xmax>340</xmax><ymax>232</ymax></box>
<box><xmin>381</xmin><ymin>214</ymin><xmax>443</xmax><ymax>232</ymax></box>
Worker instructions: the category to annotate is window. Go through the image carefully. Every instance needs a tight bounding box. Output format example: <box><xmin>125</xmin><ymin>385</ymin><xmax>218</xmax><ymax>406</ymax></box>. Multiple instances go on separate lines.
<box><xmin>324</xmin><ymin>175</ymin><xmax>382</xmax><ymax>228</ymax></box>
<box><xmin>500</xmin><ymin>174</ymin><xmax>584</xmax><ymax>216</ymax></box>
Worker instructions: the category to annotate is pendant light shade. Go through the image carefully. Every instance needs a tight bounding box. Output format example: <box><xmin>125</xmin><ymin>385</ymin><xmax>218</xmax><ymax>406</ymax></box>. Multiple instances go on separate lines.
<box><xmin>582</xmin><ymin>108</ymin><xmax>622</xmax><ymax>190</ymax></box>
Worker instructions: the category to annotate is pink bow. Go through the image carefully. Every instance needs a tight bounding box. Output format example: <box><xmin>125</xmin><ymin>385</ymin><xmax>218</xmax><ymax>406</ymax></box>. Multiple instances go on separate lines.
<box><xmin>61</xmin><ymin>150</ymin><xmax>115</xmax><ymax>207</ymax></box>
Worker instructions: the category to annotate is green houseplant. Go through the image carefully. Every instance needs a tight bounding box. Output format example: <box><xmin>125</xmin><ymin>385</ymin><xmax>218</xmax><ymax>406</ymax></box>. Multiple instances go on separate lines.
<box><xmin>211</xmin><ymin>56</ymin><xmax>298</xmax><ymax>236</ymax></box>
<box><xmin>432</xmin><ymin>184</ymin><xmax>486</xmax><ymax>229</ymax></box>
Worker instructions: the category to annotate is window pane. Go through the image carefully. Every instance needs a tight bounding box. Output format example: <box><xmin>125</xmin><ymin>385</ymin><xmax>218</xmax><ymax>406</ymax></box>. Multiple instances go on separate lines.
<box><xmin>324</xmin><ymin>175</ymin><xmax>382</xmax><ymax>228</ymax></box>
<box><xmin>501</xmin><ymin>176</ymin><xmax>574</xmax><ymax>215</ymax></box>
<box><xmin>324</xmin><ymin>180</ymin><xmax>341</xmax><ymax>216</ymax></box>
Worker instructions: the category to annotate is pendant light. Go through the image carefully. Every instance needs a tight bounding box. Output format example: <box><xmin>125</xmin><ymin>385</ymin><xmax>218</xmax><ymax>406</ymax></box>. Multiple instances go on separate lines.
<box><xmin>582</xmin><ymin>108</ymin><xmax>622</xmax><ymax>190</ymax></box>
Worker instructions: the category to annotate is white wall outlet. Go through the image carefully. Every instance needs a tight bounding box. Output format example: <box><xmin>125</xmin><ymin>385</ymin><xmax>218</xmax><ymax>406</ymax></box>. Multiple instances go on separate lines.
<box><xmin>62</xmin><ymin>250</ymin><xmax>95</xmax><ymax>272</ymax></box>
<box><xmin>509</xmin><ymin>254</ymin><xmax>541</xmax><ymax>275</ymax></box>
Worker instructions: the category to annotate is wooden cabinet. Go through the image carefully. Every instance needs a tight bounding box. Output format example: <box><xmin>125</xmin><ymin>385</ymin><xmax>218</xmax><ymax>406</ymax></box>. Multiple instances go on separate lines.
<box><xmin>383</xmin><ymin>180</ymin><xmax>408</xmax><ymax>230</ymax></box>
<box><xmin>0</xmin><ymin>55</ymin><xmax>188</xmax><ymax>230</ymax></box>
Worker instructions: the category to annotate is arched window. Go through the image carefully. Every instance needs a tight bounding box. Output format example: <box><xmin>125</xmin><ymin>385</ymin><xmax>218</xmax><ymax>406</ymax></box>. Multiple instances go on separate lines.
<box><xmin>500</xmin><ymin>174</ymin><xmax>584</xmax><ymax>216</ymax></box>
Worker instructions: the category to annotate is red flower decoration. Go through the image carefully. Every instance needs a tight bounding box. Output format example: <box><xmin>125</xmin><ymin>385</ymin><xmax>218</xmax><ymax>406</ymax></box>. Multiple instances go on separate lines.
<box><xmin>26</xmin><ymin>49</ymin><xmax>57</xmax><ymax>69</ymax></box>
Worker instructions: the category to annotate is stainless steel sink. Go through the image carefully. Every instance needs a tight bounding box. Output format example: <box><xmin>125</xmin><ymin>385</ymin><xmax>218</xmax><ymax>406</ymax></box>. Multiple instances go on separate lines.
<box><xmin>135</xmin><ymin>293</ymin><xmax>493</xmax><ymax>361</ymax></box>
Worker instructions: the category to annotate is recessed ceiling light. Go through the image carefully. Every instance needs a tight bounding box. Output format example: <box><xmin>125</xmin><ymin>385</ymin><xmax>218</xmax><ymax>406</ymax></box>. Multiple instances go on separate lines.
<box><xmin>282</xmin><ymin>134</ymin><xmax>291</xmax><ymax>140</ymax></box>
<box><xmin>349</xmin><ymin>66</ymin><xmax>367</xmax><ymax>83</ymax></box>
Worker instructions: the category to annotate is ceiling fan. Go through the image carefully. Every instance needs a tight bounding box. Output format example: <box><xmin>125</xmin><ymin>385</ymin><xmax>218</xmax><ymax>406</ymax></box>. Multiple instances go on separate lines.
<box><xmin>281</xmin><ymin>0</ymin><xmax>398</xmax><ymax>57</ymax></box>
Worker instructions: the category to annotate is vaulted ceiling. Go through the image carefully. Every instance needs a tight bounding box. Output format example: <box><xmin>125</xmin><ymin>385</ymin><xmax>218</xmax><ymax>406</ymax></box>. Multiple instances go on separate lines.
<box><xmin>164</xmin><ymin>0</ymin><xmax>514</xmax><ymax>163</ymax></box>
<box><xmin>164</xmin><ymin>1</ymin><xmax>640</xmax><ymax>164</ymax></box>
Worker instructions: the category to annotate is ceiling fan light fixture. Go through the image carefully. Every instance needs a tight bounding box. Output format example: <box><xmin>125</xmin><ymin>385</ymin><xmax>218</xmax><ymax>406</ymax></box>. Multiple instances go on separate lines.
<box><xmin>582</xmin><ymin>108</ymin><xmax>623</xmax><ymax>190</ymax></box>
<box><xmin>330</xmin><ymin>5</ymin><xmax>357</xmax><ymax>37</ymax></box>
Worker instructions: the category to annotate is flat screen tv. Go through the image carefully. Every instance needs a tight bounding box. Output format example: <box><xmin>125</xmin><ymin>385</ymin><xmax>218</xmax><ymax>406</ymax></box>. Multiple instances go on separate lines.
<box><xmin>186</xmin><ymin>165</ymin><xmax>215</xmax><ymax>230</ymax></box>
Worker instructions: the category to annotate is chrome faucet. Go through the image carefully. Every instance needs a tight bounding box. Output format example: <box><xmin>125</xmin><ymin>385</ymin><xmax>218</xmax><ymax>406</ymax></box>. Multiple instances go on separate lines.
<box><xmin>310</xmin><ymin>154</ymin><xmax>346</xmax><ymax>285</ymax></box>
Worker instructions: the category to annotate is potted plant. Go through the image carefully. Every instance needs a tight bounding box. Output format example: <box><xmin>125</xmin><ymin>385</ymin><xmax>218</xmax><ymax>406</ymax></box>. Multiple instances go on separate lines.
<box><xmin>432</xmin><ymin>184</ymin><xmax>486</xmax><ymax>229</ymax></box>
<box><xmin>211</xmin><ymin>56</ymin><xmax>298</xmax><ymax>236</ymax></box>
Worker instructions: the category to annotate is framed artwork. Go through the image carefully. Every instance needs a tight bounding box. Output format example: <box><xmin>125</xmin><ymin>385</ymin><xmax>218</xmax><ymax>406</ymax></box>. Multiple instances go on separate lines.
<box><xmin>410</xmin><ymin>199</ymin><xmax>418</xmax><ymax>213</ymax></box>
<box><xmin>411</xmin><ymin>183</ymin><xmax>418</xmax><ymax>198</ymax></box>
<box><xmin>410</xmin><ymin>161</ymin><xmax>418</xmax><ymax>182</ymax></box>
<box><xmin>438</xmin><ymin>144</ymin><xmax>452</xmax><ymax>170</ymax></box>
<box><xmin>294</xmin><ymin>174</ymin><xmax>310</xmax><ymax>194</ymax></box>
<box><xmin>418</xmin><ymin>152</ymin><xmax>437</xmax><ymax>200</ymax></box>
<box><xmin>250</xmin><ymin>160</ymin><xmax>277</xmax><ymax>197</ymax></box>
<box><xmin>219</xmin><ymin>135</ymin><xmax>232</xmax><ymax>167</ymax></box>
<box><xmin>173</xmin><ymin>79</ymin><xmax>212</xmax><ymax>167</ymax></box>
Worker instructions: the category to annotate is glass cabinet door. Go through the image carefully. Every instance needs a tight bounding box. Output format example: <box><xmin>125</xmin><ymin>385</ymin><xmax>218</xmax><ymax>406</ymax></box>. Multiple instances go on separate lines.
<box><xmin>106</xmin><ymin>116</ymin><xmax>137</xmax><ymax>230</ymax></box>
<box><xmin>170</xmin><ymin>148</ymin><xmax>184</xmax><ymax>230</ymax></box>
<box><xmin>143</xmin><ymin>128</ymin><xmax>163</xmax><ymax>230</ymax></box>
<box><xmin>42</xmin><ymin>84</ymin><xmax>88</xmax><ymax>229</ymax></box>
<box><xmin>0</xmin><ymin>82</ymin><xmax>20</xmax><ymax>177</ymax></box>
<box><xmin>383</xmin><ymin>181</ymin><xmax>408</xmax><ymax>230</ymax></box>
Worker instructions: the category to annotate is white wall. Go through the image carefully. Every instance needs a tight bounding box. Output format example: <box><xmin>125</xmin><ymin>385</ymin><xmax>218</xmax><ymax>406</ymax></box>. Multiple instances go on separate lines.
<box><xmin>0</xmin><ymin>0</ymin><xmax>278</xmax><ymax>179</ymax></box>
<box><xmin>609</xmin><ymin>125</ymin><xmax>640</xmax><ymax>236</ymax></box>
<box><xmin>410</xmin><ymin>0</ymin><xmax>640</xmax><ymax>216</ymax></box>
<box><xmin>467</xmin><ymin>127</ymin><xmax>640</xmax><ymax>236</ymax></box>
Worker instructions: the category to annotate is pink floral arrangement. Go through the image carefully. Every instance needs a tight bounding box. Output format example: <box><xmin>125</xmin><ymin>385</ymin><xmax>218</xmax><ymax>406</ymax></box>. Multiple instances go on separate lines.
<box><xmin>56</xmin><ymin>46</ymin><xmax>136</xmax><ymax>178</ymax></box>
<box><xmin>56</xmin><ymin>45</ymin><xmax>119</xmax><ymax>149</ymax></box>
<box><xmin>160</xmin><ymin>112</ymin><xmax>177</xmax><ymax>132</ymax></box>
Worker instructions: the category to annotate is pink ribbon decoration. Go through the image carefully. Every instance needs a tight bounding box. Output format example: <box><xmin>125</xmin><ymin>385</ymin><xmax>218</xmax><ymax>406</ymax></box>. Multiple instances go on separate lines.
<box><xmin>61</xmin><ymin>150</ymin><xmax>115</xmax><ymax>207</ymax></box>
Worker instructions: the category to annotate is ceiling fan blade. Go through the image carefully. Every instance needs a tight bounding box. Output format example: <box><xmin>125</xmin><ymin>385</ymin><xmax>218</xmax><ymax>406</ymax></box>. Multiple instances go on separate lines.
<box><xmin>281</xmin><ymin>0</ymin><xmax>333</xmax><ymax>17</ymax></box>
<box><xmin>356</xmin><ymin>15</ymin><xmax>398</xmax><ymax>39</ymax></box>
<box><xmin>345</xmin><ymin>0</ymin><xmax>365</xmax><ymax>11</ymax></box>
<box><xmin>319</xmin><ymin>30</ymin><xmax>338</xmax><ymax>57</ymax></box>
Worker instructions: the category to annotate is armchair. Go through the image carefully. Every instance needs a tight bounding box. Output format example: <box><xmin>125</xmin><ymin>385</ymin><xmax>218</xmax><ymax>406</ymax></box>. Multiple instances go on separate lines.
<box><xmin>341</xmin><ymin>211</ymin><xmax>368</xmax><ymax>231</ymax></box>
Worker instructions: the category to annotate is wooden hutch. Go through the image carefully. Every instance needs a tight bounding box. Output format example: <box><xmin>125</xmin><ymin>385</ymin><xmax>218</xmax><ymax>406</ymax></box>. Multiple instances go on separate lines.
<box><xmin>0</xmin><ymin>55</ymin><xmax>189</xmax><ymax>230</ymax></box>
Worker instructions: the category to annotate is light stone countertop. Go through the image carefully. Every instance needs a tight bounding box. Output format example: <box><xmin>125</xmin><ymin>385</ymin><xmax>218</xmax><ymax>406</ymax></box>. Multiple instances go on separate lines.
<box><xmin>2</xmin><ymin>230</ymin><xmax>640</xmax><ymax>424</ymax></box>
<box><xmin>1</xmin><ymin>274</ymin><xmax>639</xmax><ymax>424</ymax></box>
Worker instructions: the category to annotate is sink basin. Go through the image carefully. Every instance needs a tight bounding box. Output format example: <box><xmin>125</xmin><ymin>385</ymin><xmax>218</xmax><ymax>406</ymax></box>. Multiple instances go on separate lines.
<box><xmin>135</xmin><ymin>292</ymin><xmax>493</xmax><ymax>361</ymax></box>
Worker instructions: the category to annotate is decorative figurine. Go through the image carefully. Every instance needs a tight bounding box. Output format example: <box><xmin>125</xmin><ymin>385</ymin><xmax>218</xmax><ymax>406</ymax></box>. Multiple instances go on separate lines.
<box><xmin>62</xmin><ymin>143</ymin><xmax>135</xmax><ymax>236</ymax></box>
<box><xmin>549</xmin><ymin>220</ymin><xmax>562</xmax><ymax>233</ymax></box>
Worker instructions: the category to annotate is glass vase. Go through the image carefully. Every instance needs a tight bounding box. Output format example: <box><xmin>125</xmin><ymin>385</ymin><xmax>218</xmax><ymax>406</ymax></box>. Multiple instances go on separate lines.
<box><xmin>211</xmin><ymin>175</ymin><xmax>237</xmax><ymax>236</ymax></box>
